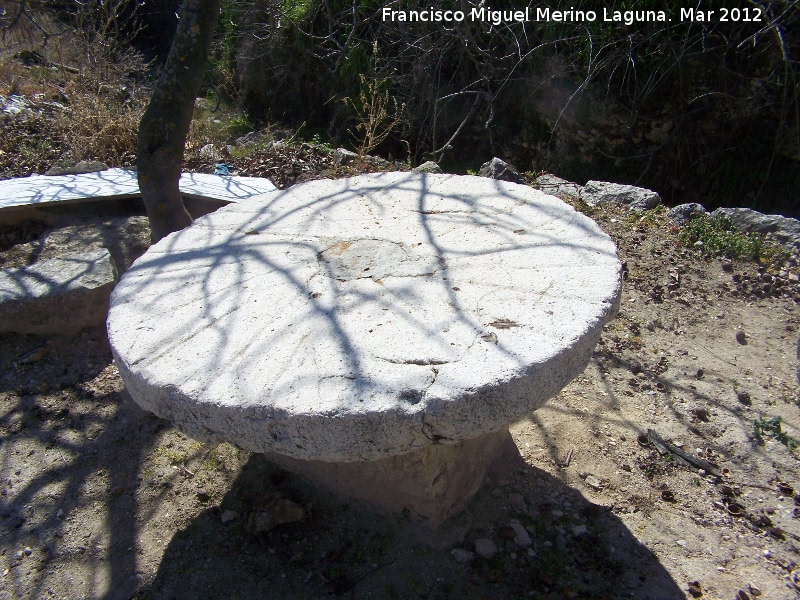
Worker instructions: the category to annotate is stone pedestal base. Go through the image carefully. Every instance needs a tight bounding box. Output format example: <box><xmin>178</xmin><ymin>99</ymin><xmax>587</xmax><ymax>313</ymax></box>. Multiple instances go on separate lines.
<box><xmin>265</xmin><ymin>428</ymin><xmax>514</xmax><ymax>528</ymax></box>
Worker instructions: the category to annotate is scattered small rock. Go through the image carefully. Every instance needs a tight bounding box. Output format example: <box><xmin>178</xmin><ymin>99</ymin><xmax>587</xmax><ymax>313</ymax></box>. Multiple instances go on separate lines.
<box><xmin>19</xmin><ymin>348</ymin><xmax>47</xmax><ymax>365</ymax></box>
<box><xmin>584</xmin><ymin>475</ymin><xmax>603</xmax><ymax>491</ymax></box>
<box><xmin>748</xmin><ymin>583</ymin><xmax>761</xmax><ymax>596</ymax></box>
<box><xmin>630</xmin><ymin>361</ymin><xmax>642</xmax><ymax>375</ymax></box>
<box><xmin>498</xmin><ymin>525</ymin><xmax>516</xmax><ymax>540</ymax></box>
<box><xmin>23</xmin><ymin>547</ymin><xmax>32</xmax><ymax>556</ymax></box>
<box><xmin>450</xmin><ymin>548</ymin><xmax>474</xmax><ymax>563</ymax></box>
<box><xmin>248</xmin><ymin>498</ymin><xmax>305</xmax><ymax>533</ymax></box>
<box><xmin>572</xmin><ymin>524</ymin><xmax>588</xmax><ymax>537</ymax></box>
<box><xmin>735</xmin><ymin>330</ymin><xmax>747</xmax><ymax>344</ymax></box>
<box><xmin>509</xmin><ymin>520</ymin><xmax>532</xmax><ymax>547</ymax></box>
<box><xmin>220</xmin><ymin>510</ymin><xmax>237</xmax><ymax>524</ymax></box>
<box><xmin>736</xmin><ymin>390</ymin><xmax>752</xmax><ymax>405</ymax></box>
<box><xmin>736</xmin><ymin>591</ymin><xmax>751</xmax><ymax>600</ymax></box>
<box><xmin>196</xmin><ymin>490</ymin><xmax>211</xmax><ymax>503</ymax></box>
<box><xmin>508</xmin><ymin>492</ymin><xmax>526</xmax><ymax>512</ymax></box>
<box><xmin>474</xmin><ymin>538</ymin><xmax>497</xmax><ymax>560</ymax></box>
<box><xmin>687</xmin><ymin>580</ymin><xmax>703</xmax><ymax>597</ymax></box>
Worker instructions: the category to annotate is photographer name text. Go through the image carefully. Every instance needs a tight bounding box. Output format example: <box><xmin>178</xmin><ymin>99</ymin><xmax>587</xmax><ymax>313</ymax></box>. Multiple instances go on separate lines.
<box><xmin>381</xmin><ymin>7</ymin><xmax>764</xmax><ymax>26</ymax></box>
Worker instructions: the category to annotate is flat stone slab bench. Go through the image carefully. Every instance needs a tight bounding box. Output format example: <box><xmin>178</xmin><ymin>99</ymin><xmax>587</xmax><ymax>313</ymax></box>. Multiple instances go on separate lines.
<box><xmin>0</xmin><ymin>168</ymin><xmax>277</xmax><ymax>214</ymax></box>
<box><xmin>107</xmin><ymin>173</ymin><xmax>622</xmax><ymax>525</ymax></box>
<box><xmin>1</xmin><ymin>249</ymin><xmax>116</xmax><ymax>335</ymax></box>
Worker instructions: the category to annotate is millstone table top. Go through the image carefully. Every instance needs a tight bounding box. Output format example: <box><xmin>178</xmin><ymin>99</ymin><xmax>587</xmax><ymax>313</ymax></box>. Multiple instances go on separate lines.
<box><xmin>107</xmin><ymin>173</ymin><xmax>622</xmax><ymax>462</ymax></box>
<box><xmin>0</xmin><ymin>168</ymin><xmax>276</xmax><ymax>213</ymax></box>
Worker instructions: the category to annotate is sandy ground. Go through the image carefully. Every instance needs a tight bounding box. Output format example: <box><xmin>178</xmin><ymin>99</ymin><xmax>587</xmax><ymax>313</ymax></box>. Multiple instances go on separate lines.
<box><xmin>1</xmin><ymin>194</ymin><xmax>799</xmax><ymax>600</ymax></box>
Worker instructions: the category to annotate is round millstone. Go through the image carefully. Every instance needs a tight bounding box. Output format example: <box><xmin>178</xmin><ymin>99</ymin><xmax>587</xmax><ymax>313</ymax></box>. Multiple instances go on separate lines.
<box><xmin>108</xmin><ymin>173</ymin><xmax>622</xmax><ymax>462</ymax></box>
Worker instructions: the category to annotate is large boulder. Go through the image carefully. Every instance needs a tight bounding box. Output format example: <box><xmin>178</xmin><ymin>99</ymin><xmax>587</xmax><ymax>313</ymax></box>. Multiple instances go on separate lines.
<box><xmin>0</xmin><ymin>249</ymin><xmax>117</xmax><ymax>335</ymax></box>
<box><xmin>479</xmin><ymin>158</ymin><xmax>524</xmax><ymax>184</ymax></box>
<box><xmin>581</xmin><ymin>181</ymin><xmax>661</xmax><ymax>211</ymax></box>
<box><xmin>711</xmin><ymin>207</ymin><xmax>800</xmax><ymax>248</ymax></box>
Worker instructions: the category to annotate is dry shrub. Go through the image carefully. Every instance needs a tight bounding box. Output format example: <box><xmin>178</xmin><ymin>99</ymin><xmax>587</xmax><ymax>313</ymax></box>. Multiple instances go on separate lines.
<box><xmin>59</xmin><ymin>79</ymin><xmax>143</xmax><ymax>164</ymax></box>
<box><xmin>0</xmin><ymin>0</ymin><xmax>150</xmax><ymax>173</ymax></box>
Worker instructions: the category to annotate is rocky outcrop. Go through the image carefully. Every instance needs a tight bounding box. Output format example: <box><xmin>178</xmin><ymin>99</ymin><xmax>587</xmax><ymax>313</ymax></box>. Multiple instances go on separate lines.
<box><xmin>0</xmin><ymin>249</ymin><xmax>117</xmax><ymax>335</ymax></box>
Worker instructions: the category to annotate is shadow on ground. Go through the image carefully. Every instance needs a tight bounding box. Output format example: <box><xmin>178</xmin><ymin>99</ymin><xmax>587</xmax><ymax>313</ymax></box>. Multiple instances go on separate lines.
<box><xmin>140</xmin><ymin>442</ymin><xmax>684</xmax><ymax>600</ymax></box>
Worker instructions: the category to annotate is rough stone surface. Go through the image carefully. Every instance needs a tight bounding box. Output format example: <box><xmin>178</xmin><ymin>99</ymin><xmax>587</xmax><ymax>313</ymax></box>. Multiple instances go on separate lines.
<box><xmin>108</xmin><ymin>173</ymin><xmax>622</xmax><ymax>463</ymax></box>
<box><xmin>668</xmin><ymin>203</ymin><xmax>708</xmax><ymax>226</ymax></box>
<box><xmin>508</xmin><ymin>492</ymin><xmax>527</xmax><ymax>512</ymax></box>
<box><xmin>479</xmin><ymin>157</ymin><xmax>524</xmax><ymax>184</ymax></box>
<box><xmin>333</xmin><ymin>148</ymin><xmax>359</xmax><ymax>165</ymax></box>
<box><xmin>332</xmin><ymin>148</ymin><xmax>390</xmax><ymax>168</ymax></box>
<box><xmin>45</xmin><ymin>160</ymin><xmax>109</xmax><ymax>176</ymax></box>
<box><xmin>269</xmin><ymin>428</ymin><xmax>513</xmax><ymax>526</ymax></box>
<box><xmin>199</xmin><ymin>144</ymin><xmax>223</xmax><ymax>162</ymax></box>
<box><xmin>581</xmin><ymin>180</ymin><xmax>661</xmax><ymax>211</ymax></box>
<box><xmin>474</xmin><ymin>538</ymin><xmax>498</xmax><ymax>560</ymax></box>
<box><xmin>413</xmin><ymin>161</ymin><xmax>443</xmax><ymax>174</ymax></box>
<box><xmin>0</xmin><ymin>249</ymin><xmax>117</xmax><ymax>335</ymax></box>
<box><xmin>450</xmin><ymin>548</ymin><xmax>474</xmax><ymax>563</ymax></box>
<box><xmin>711</xmin><ymin>207</ymin><xmax>800</xmax><ymax>248</ymax></box>
<box><xmin>248</xmin><ymin>499</ymin><xmax>305</xmax><ymax>533</ymax></box>
<box><xmin>535</xmin><ymin>174</ymin><xmax>583</xmax><ymax>198</ymax></box>
<box><xmin>509</xmin><ymin>520</ymin><xmax>532</xmax><ymax>547</ymax></box>
<box><xmin>0</xmin><ymin>169</ymin><xmax>277</xmax><ymax>214</ymax></box>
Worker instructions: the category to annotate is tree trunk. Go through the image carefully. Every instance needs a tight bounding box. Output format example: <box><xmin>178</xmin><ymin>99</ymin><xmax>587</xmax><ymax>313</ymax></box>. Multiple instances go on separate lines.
<box><xmin>137</xmin><ymin>0</ymin><xmax>222</xmax><ymax>243</ymax></box>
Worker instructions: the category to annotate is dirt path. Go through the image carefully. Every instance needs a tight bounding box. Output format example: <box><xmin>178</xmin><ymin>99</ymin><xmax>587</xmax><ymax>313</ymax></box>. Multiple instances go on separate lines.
<box><xmin>1</xmin><ymin>199</ymin><xmax>799</xmax><ymax>600</ymax></box>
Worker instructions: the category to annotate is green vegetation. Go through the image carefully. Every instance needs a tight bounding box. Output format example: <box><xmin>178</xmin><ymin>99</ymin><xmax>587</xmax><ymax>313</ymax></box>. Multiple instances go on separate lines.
<box><xmin>681</xmin><ymin>214</ymin><xmax>789</xmax><ymax>262</ymax></box>
<box><xmin>752</xmin><ymin>416</ymin><xmax>797</xmax><ymax>449</ymax></box>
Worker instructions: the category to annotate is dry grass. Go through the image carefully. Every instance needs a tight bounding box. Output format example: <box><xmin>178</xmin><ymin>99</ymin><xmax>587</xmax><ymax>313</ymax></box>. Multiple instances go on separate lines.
<box><xmin>0</xmin><ymin>1</ymin><xmax>151</xmax><ymax>177</ymax></box>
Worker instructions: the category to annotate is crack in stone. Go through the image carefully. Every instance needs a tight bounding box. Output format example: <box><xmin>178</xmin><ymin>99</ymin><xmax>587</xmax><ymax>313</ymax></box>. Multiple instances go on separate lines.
<box><xmin>378</xmin><ymin>356</ymin><xmax>450</xmax><ymax>366</ymax></box>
